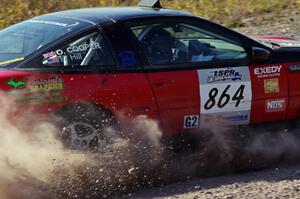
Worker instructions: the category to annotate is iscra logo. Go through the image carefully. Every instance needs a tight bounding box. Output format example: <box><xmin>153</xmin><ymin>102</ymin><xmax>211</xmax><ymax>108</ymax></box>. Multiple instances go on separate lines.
<box><xmin>207</xmin><ymin>69</ymin><xmax>242</xmax><ymax>83</ymax></box>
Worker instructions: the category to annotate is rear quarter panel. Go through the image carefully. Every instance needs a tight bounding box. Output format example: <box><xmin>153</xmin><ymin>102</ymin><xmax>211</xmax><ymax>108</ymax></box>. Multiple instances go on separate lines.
<box><xmin>0</xmin><ymin>71</ymin><xmax>159</xmax><ymax>127</ymax></box>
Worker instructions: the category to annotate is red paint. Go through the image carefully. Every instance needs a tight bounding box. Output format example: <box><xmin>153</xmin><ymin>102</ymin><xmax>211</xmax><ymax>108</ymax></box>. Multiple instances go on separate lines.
<box><xmin>146</xmin><ymin>70</ymin><xmax>199</xmax><ymax>134</ymax></box>
<box><xmin>0</xmin><ymin>71</ymin><xmax>159</xmax><ymax>131</ymax></box>
<box><xmin>2</xmin><ymin>61</ymin><xmax>300</xmax><ymax>136</ymax></box>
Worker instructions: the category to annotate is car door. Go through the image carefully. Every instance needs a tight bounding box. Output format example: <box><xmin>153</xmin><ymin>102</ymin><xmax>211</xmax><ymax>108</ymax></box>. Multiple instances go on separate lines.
<box><xmin>125</xmin><ymin>18</ymin><xmax>288</xmax><ymax>133</ymax></box>
<box><xmin>12</xmin><ymin>27</ymin><xmax>159</xmax><ymax>124</ymax></box>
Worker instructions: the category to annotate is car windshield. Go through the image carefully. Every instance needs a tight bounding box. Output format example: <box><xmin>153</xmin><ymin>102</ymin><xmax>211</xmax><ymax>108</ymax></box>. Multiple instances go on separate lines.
<box><xmin>0</xmin><ymin>16</ymin><xmax>92</xmax><ymax>67</ymax></box>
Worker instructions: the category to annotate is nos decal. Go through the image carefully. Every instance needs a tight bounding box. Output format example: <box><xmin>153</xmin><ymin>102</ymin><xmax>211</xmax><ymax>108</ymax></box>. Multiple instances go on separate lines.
<box><xmin>198</xmin><ymin>67</ymin><xmax>252</xmax><ymax>127</ymax></box>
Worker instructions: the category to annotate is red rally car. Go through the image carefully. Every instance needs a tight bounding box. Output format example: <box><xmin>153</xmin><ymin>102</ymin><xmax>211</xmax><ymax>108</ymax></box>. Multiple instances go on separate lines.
<box><xmin>0</xmin><ymin>0</ymin><xmax>300</xmax><ymax>150</ymax></box>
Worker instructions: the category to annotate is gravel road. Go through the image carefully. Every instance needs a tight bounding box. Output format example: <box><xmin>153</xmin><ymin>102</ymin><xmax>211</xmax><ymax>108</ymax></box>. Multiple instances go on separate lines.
<box><xmin>132</xmin><ymin>163</ymin><xmax>300</xmax><ymax>199</ymax></box>
<box><xmin>130</xmin><ymin>9</ymin><xmax>300</xmax><ymax>199</ymax></box>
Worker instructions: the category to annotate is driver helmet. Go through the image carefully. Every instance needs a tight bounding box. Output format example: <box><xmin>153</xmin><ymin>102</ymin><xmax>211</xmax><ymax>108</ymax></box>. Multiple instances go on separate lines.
<box><xmin>144</xmin><ymin>28</ymin><xmax>175</xmax><ymax>65</ymax></box>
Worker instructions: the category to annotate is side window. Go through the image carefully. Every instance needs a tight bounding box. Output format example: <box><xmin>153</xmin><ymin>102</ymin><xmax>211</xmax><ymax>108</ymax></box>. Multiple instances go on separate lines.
<box><xmin>31</xmin><ymin>31</ymin><xmax>115</xmax><ymax>68</ymax></box>
<box><xmin>127</xmin><ymin>22</ymin><xmax>247</xmax><ymax>66</ymax></box>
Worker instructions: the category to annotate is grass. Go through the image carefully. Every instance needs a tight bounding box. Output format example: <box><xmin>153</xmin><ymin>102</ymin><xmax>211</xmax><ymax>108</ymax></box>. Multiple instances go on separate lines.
<box><xmin>0</xmin><ymin>0</ymin><xmax>298</xmax><ymax>29</ymax></box>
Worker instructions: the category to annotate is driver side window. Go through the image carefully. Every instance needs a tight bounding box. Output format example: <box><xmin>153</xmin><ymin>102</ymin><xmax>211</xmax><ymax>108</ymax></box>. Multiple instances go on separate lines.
<box><xmin>127</xmin><ymin>22</ymin><xmax>247</xmax><ymax>66</ymax></box>
<box><xmin>31</xmin><ymin>31</ymin><xmax>115</xmax><ymax>68</ymax></box>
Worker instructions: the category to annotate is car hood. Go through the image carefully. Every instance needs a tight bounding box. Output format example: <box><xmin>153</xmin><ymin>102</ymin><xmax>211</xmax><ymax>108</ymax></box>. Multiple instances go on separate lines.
<box><xmin>252</xmin><ymin>36</ymin><xmax>300</xmax><ymax>48</ymax></box>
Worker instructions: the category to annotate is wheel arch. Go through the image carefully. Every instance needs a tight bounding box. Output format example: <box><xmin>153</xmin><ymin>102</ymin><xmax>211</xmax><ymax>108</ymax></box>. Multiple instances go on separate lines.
<box><xmin>53</xmin><ymin>101</ymin><xmax>120</xmax><ymax>127</ymax></box>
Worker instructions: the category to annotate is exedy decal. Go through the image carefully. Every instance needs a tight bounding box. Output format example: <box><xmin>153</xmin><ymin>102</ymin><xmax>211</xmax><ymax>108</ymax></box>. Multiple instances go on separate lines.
<box><xmin>207</xmin><ymin>69</ymin><xmax>242</xmax><ymax>83</ymax></box>
<box><xmin>254</xmin><ymin>65</ymin><xmax>282</xmax><ymax>78</ymax></box>
<box><xmin>7</xmin><ymin>78</ymin><xmax>26</xmax><ymax>89</ymax></box>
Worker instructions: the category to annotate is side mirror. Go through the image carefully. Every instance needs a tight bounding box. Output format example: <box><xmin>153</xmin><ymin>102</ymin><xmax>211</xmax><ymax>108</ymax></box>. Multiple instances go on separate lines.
<box><xmin>251</xmin><ymin>47</ymin><xmax>270</xmax><ymax>63</ymax></box>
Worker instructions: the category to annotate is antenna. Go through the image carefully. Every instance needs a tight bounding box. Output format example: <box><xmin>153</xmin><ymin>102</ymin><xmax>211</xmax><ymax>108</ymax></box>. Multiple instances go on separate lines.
<box><xmin>138</xmin><ymin>0</ymin><xmax>162</xmax><ymax>9</ymax></box>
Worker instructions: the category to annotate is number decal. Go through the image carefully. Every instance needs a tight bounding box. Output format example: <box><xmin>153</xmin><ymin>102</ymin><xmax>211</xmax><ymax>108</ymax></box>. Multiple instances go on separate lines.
<box><xmin>198</xmin><ymin>67</ymin><xmax>252</xmax><ymax>127</ymax></box>
<box><xmin>204</xmin><ymin>85</ymin><xmax>245</xmax><ymax>110</ymax></box>
<box><xmin>204</xmin><ymin>88</ymin><xmax>218</xmax><ymax>110</ymax></box>
<box><xmin>184</xmin><ymin>115</ymin><xmax>199</xmax><ymax>129</ymax></box>
<box><xmin>218</xmin><ymin>85</ymin><xmax>231</xmax><ymax>108</ymax></box>
<box><xmin>232</xmin><ymin>85</ymin><xmax>245</xmax><ymax>107</ymax></box>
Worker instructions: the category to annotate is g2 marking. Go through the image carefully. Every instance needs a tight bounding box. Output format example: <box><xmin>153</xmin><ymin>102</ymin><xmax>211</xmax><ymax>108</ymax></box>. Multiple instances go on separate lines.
<box><xmin>184</xmin><ymin>115</ymin><xmax>199</xmax><ymax>129</ymax></box>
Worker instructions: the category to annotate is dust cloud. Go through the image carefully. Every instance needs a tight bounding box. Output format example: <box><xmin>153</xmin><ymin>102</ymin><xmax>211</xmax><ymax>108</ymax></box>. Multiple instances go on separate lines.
<box><xmin>157</xmin><ymin>125</ymin><xmax>300</xmax><ymax>182</ymax></box>
<box><xmin>0</xmin><ymin>95</ymin><xmax>163</xmax><ymax>199</ymax></box>
<box><xmin>0</xmin><ymin>92</ymin><xmax>300</xmax><ymax>199</ymax></box>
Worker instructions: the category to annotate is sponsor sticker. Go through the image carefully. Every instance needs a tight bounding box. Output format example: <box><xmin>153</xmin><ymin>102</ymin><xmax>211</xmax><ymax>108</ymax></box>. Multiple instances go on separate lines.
<box><xmin>7</xmin><ymin>76</ymin><xmax>67</xmax><ymax>106</ymax></box>
<box><xmin>16</xmin><ymin>91</ymin><xmax>68</xmax><ymax>106</ymax></box>
<box><xmin>202</xmin><ymin>114</ymin><xmax>224</xmax><ymax>125</ymax></box>
<box><xmin>7</xmin><ymin>76</ymin><xmax>64</xmax><ymax>93</ymax></box>
<box><xmin>207</xmin><ymin>68</ymin><xmax>242</xmax><ymax>83</ymax></box>
<box><xmin>200</xmin><ymin>111</ymin><xmax>250</xmax><ymax>128</ymax></box>
<box><xmin>29</xmin><ymin>76</ymin><xmax>64</xmax><ymax>92</ymax></box>
<box><xmin>264</xmin><ymin>78</ymin><xmax>279</xmax><ymax>94</ymax></box>
<box><xmin>254</xmin><ymin>65</ymin><xmax>282</xmax><ymax>78</ymax></box>
<box><xmin>223</xmin><ymin>114</ymin><xmax>248</xmax><ymax>122</ymax></box>
<box><xmin>204</xmin><ymin>114</ymin><xmax>248</xmax><ymax>123</ymax></box>
<box><xmin>43</xmin><ymin>51</ymin><xmax>60</xmax><ymax>64</ymax></box>
<box><xmin>7</xmin><ymin>78</ymin><xmax>26</xmax><ymax>89</ymax></box>
<box><xmin>265</xmin><ymin>98</ymin><xmax>286</xmax><ymax>112</ymax></box>
<box><xmin>184</xmin><ymin>115</ymin><xmax>199</xmax><ymax>129</ymax></box>
<box><xmin>119</xmin><ymin>51</ymin><xmax>137</xmax><ymax>67</ymax></box>
<box><xmin>288</xmin><ymin>65</ymin><xmax>300</xmax><ymax>72</ymax></box>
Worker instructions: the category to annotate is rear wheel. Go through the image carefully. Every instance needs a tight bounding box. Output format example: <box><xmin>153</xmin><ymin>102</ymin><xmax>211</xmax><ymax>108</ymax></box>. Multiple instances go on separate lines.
<box><xmin>55</xmin><ymin>103</ymin><xmax>118</xmax><ymax>151</ymax></box>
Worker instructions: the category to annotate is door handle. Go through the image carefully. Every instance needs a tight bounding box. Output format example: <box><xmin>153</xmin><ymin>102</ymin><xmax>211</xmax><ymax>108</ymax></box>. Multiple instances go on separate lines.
<box><xmin>289</xmin><ymin>65</ymin><xmax>300</xmax><ymax>72</ymax></box>
<box><xmin>152</xmin><ymin>80</ymin><xmax>168</xmax><ymax>88</ymax></box>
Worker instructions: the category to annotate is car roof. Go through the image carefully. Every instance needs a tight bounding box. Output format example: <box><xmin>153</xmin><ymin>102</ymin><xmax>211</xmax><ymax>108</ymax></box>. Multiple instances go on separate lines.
<box><xmin>42</xmin><ymin>7</ymin><xmax>194</xmax><ymax>25</ymax></box>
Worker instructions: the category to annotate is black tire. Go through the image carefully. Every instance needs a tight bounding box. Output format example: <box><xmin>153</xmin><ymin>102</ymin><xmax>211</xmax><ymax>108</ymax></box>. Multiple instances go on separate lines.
<box><xmin>54</xmin><ymin>103</ymin><xmax>118</xmax><ymax>151</ymax></box>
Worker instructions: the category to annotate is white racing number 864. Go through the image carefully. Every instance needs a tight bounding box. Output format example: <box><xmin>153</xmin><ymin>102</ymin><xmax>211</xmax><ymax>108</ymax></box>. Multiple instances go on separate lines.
<box><xmin>198</xmin><ymin>67</ymin><xmax>252</xmax><ymax>127</ymax></box>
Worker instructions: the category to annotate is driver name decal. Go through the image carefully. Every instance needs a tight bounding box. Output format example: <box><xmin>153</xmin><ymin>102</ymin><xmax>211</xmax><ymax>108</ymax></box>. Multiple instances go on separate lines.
<box><xmin>66</xmin><ymin>42</ymin><xmax>102</xmax><ymax>53</ymax></box>
<box><xmin>42</xmin><ymin>42</ymin><xmax>103</xmax><ymax>65</ymax></box>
